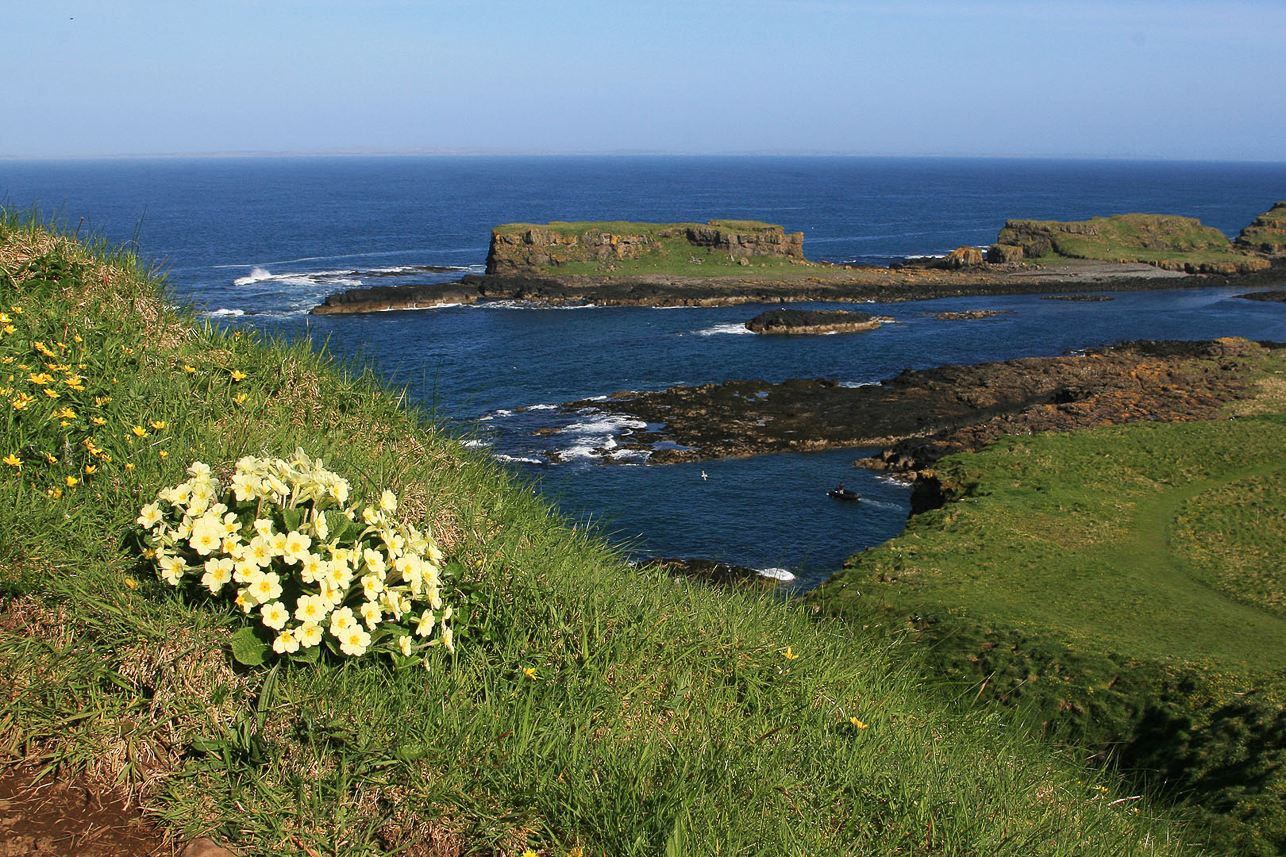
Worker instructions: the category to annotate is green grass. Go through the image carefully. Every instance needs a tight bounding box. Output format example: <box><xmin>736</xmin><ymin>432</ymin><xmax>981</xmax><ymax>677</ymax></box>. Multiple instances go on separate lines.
<box><xmin>491</xmin><ymin>220</ymin><xmax>784</xmax><ymax>238</ymax></box>
<box><xmin>0</xmin><ymin>210</ymin><xmax>1205</xmax><ymax>855</ymax></box>
<box><xmin>813</xmin><ymin>416</ymin><xmax>1286</xmax><ymax>855</ymax></box>
<box><xmin>1000</xmin><ymin>214</ymin><xmax>1261</xmax><ymax>269</ymax></box>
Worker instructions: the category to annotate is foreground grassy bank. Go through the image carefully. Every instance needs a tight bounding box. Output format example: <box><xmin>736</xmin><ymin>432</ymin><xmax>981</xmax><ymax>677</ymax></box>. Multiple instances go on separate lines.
<box><xmin>814</xmin><ymin>405</ymin><xmax>1286</xmax><ymax>855</ymax></box>
<box><xmin>1</xmin><ymin>213</ymin><xmax>1201</xmax><ymax>855</ymax></box>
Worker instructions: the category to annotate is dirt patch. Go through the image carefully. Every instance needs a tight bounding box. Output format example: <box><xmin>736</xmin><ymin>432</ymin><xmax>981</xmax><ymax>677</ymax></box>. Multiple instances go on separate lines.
<box><xmin>0</xmin><ymin>767</ymin><xmax>167</xmax><ymax>857</ymax></box>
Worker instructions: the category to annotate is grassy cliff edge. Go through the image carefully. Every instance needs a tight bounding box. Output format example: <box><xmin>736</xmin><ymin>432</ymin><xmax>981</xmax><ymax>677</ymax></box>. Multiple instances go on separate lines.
<box><xmin>1</xmin><ymin>212</ymin><xmax>1201</xmax><ymax>855</ymax></box>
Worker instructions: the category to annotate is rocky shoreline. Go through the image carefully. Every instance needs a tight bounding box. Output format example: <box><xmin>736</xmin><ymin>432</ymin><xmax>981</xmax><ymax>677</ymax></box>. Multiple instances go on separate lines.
<box><xmin>309</xmin><ymin>260</ymin><xmax>1284</xmax><ymax>314</ymax></box>
<box><xmin>558</xmin><ymin>338</ymin><xmax>1284</xmax><ymax>482</ymax></box>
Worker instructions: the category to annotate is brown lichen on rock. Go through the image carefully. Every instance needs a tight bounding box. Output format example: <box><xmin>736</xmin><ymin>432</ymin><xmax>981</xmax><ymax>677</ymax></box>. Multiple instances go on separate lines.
<box><xmin>1236</xmin><ymin>201</ymin><xmax>1286</xmax><ymax>255</ymax></box>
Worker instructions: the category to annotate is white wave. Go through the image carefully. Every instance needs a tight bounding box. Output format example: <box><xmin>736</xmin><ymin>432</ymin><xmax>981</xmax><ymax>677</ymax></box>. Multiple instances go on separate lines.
<box><xmin>838</xmin><ymin>380</ymin><xmax>879</xmax><ymax>388</ymax></box>
<box><xmin>561</xmin><ymin>415</ymin><xmax>647</xmax><ymax>435</ymax></box>
<box><xmin>207</xmin><ymin>308</ymin><xmax>245</xmax><ymax>317</ymax></box>
<box><xmin>493</xmin><ymin>453</ymin><xmax>545</xmax><ymax>465</ymax></box>
<box><xmin>525</xmin><ymin>404</ymin><xmax>557</xmax><ymax>411</ymax></box>
<box><xmin>460</xmin><ymin>439</ymin><xmax>488</xmax><ymax>448</ymax></box>
<box><xmin>555</xmin><ymin>444</ymin><xmax>599</xmax><ymax>460</ymax></box>
<box><xmin>758</xmin><ymin>567</ymin><xmax>797</xmax><ymax>581</ymax></box>
<box><xmin>696</xmin><ymin>322</ymin><xmax>754</xmax><ymax>336</ymax></box>
<box><xmin>233</xmin><ymin>267</ymin><xmax>274</xmax><ymax>286</ymax></box>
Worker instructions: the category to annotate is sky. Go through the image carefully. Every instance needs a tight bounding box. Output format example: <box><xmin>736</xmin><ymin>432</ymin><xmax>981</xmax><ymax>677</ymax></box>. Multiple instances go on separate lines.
<box><xmin>4</xmin><ymin>0</ymin><xmax>1285</xmax><ymax>162</ymax></box>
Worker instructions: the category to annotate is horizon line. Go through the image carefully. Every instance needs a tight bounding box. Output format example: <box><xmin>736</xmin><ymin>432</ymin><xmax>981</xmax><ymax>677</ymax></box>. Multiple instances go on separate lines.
<box><xmin>3</xmin><ymin>147</ymin><xmax>1285</xmax><ymax>165</ymax></box>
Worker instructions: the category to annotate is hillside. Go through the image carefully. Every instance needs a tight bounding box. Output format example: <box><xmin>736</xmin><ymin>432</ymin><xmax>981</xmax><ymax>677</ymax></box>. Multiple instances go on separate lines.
<box><xmin>814</xmin><ymin>405</ymin><xmax>1286</xmax><ymax>855</ymax></box>
<box><xmin>0</xmin><ymin>214</ymin><xmax>1208</xmax><ymax>855</ymax></box>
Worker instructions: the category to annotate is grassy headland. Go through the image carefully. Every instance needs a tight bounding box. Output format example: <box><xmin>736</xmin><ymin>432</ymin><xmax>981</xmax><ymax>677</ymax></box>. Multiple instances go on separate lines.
<box><xmin>813</xmin><ymin>413</ymin><xmax>1286</xmax><ymax>855</ymax></box>
<box><xmin>0</xmin><ymin>214</ymin><xmax>1210</xmax><ymax>855</ymax></box>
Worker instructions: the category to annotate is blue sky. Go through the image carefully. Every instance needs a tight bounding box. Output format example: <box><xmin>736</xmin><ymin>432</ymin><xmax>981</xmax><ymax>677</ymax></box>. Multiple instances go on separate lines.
<box><xmin>4</xmin><ymin>0</ymin><xmax>1284</xmax><ymax>161</ymax></box>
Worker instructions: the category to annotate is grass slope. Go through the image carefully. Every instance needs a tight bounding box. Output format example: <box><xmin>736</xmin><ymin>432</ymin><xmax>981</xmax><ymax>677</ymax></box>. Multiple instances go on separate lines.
<box><xmin>814</xmin><ymin>415</ymin><xmax>1286</xmax><ymax>855</ymax></box>
<box><xmin>0</xmin><ymin>213</ymin><xmax>1204</xmax><ymax>855</ymax></box>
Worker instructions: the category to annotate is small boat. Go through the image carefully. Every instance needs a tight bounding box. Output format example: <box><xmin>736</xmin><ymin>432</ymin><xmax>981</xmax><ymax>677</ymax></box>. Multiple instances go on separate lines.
<box><xmin>827</xmin><ymin>487</ymin><xmax>860</xmax><ymax>502</ymax></box>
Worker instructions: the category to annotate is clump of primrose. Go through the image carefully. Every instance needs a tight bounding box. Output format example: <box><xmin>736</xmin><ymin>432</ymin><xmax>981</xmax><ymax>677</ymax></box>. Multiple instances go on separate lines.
<box><xmin>137</xmin><ymin>449</ymin><xmax>456</xmax><ymax>665</ymax></box>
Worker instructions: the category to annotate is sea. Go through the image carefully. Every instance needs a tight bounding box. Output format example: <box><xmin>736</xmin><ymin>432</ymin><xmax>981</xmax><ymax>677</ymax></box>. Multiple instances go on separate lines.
<box><xmin>4</xmin><ymin>155</ymin><xmax>1286</xmax><ymax>590</ymax></box>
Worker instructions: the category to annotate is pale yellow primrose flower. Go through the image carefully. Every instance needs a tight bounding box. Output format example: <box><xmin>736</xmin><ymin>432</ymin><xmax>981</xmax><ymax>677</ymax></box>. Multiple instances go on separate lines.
<box><xmin>297</xmin><ymin>622</ymin><xmax>324</xmax><ymax>648</ymax></box>
<box><xmin>202</xmin><ymin>557</ymin><xmax>234</xmax><ymax>594</ymax></box>
<box><xmin>273</xmin><ymin>629</ymin><xmax>300</xmax><ymax>654</ymax></box>
<box><xmin>260</xmin><ymin>601</ymin><xmax>290</xmax><ymax>630</ymax></box>
<box><xmin>338</xmin><ymin>626</ymin><xmax>371</xmax><ymax>657</ymax></box>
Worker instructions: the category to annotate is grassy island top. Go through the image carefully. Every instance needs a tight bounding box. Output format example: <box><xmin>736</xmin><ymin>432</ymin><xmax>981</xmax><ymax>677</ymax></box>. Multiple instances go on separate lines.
<box><xmin>0</xmin><ymin>210</ymin><xmax>1203</xmax><ymax>855</ymax></box>
<box><xmin>491</xmin><ymin>219</ymin><xmax>787</xmax><ymax>236</ymax></box>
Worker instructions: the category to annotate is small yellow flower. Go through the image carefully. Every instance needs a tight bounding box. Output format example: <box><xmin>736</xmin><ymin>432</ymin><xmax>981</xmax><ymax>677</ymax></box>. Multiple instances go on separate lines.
<box><xmin>782</xmin><ymin>647</ymin><xmax>800</xmax><ymax>660</ymax></box>
<box><xmin>84</xmin><ymin>464</ymin><xmax>97</xmax><ymax>475</ymax></box>
<box><xmin>47</xmin><ymin>487</ymin><xmax>63</xmax><ymax>498</ymax></box>
<box><xmin>158</xmin><ymin>449</ymin><xmax>169</xmax><ymax>459</ymax></box>
<box><xmin>73</xmin><ymin>334</ymin><xmax>83</xmax><ymax>343</ymax></box>
<box><xmin>123</xmin><ymin>577</ymin><xmax>138</xmax><ymax>590</ymax></box>
<box><xmin>94</xmin><ymin>396</ymin><xmax>112</xmax><ymax>406</ymax></box>
<box><xmin>43</xmin><ymin>388</ymin><xmax>60</xmax><ymax>399</ymax></box>
<box><xmin>2</xmin><ymin>453</ymin><xmax>20</xmax><ymax>468</ymax></box>
<box><xmin>233</xmin><ymin>392</ymin><xmax>248</xmax><ymax>404</ymax></box>
<box><xmin>150</xmin><ymin>420</ymin><xmax>167</xmax><ymax>430</ymax></box>
<box><xmin>91</xmin><ymin>417</ymin><xmax>106</xmax><ymax>425</ymax></box>
<box><xmin>55</xmin><ymin>407</ymin><xmax>76</xmax><ymax>420</ymax></box>
<box><xmin>182</xmin><ymin>364</ymin><xmax>197</xmax><ymax>374</ymax></box>
<box><xmin>849</xmin><ymin>717</ymin><xmax>869</xmax><ymax>729</ymax></box>
<box><xmin>1</xmin><ymin>325</ymin><xmax>14</xmax><ymax>335</ymax></box>
<box><xmin>28</xmin><ymin>372</ymin><xmax>54</xmax><ymax>385</ymax></box>
<box><xmin>125</xmin><ymin>462</ymin><xmax>135</xmax><ymax>471</ymax></box>
<box><xmin>65</xmin><ymin>475</ymin><xmax>79</xmax><ymax>488</ymax></box>
<box><xmin>523</xmin><ymin>667</ymin><xmax>538</xmax><ymax>680</ymax></box>
<box><xmin>12</xmin><ymin>393</ymin><xmax>34</xmax><ymax>410</ymax></box>
<box><xmin>131</xmin><ymin>425</ymin><xmax>148</xmax><ymax>437</ymax></box>
<box><xmin>230</xmin><ymin>369</ymin><xmax>247</xmax><ymax>382</ymax></box>
<box><xmin>0</xmin><ymin>313</ymin><xmax>8</xmax><ymax>324</ymax></box>
<box><xmin>44</xmin><ymin>452</ymin><xmax>57</xmax><ymax>464</ymax></box>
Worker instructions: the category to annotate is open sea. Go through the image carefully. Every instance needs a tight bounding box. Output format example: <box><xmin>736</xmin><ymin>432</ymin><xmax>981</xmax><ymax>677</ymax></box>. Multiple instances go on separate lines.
<box><xmin>4</xmin><ymin>155</ymin><xmax>1286</xmax><ymax>589</ymax></box>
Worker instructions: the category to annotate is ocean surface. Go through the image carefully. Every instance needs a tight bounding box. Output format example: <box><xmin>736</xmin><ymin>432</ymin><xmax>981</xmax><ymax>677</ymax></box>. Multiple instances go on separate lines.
<box><xmin>4</xmin><ymin>155</ymin><xmax>1286</xmax><ymax>589</ymax></box>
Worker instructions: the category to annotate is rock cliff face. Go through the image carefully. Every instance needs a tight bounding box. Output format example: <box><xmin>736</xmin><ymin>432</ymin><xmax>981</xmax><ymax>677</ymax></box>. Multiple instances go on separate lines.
<box><xmin>991</xmin><ymin>214</ymin><xmax>1270</xmax><ymax>275</ymax></box>
<box><xmin>1236</xmin><ymin>202</ymin><xmax>1286</xmax><ymax>254</ymax></box>
<box><xmin>485</xmin><ymin>220</ymin><xmax>805</xmax><ymax>275</ymax></box>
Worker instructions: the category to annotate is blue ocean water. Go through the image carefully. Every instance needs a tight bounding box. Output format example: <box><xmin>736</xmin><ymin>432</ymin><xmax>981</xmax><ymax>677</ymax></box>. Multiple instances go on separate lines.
<box><xmin>4</xmin><ymin>155</ymin><xmax>1286</xmax><ymax>587</ymax></box>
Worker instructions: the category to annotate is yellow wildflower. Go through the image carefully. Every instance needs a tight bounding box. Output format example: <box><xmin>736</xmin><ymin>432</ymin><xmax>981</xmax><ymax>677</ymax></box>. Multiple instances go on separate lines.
<box><xmin>44</xmin><ymin>453</ymin><xmax>57</xmax><ymax>464</ymax></box>
<box><xmin>131</xmin><ymin>425</ymin><xmax>148</xmax><ymax>437</ymax></box>
<box><xmin>43</xmin><ymin>388</ymin><xmax>59</xmax><ymax>399</ymax></box>
<box><xmin>230</xmin><ymin>369</ymin><xmax>247</xmax><ymax>381</ymax></box>
<box><xmin>28</xmin><ymin>372</ymin><xmax>54</xmax><ymax>385</ymax></box>
<box><xmin>65</xmin><ymin>475</ymin><xmax>79</xmax><ymax>488</ymax></box>
<box><xmin>55</xmin><ymin>407</ymin><xmax>76</xmax><ymax>420</ymax></box>
<box><xmin>523</xmin><ymin>666</ymin><xmax>538</xmax><ymax>680</ymax></box>
<box><xmin>123</xmin><ymin>577</ymin><xmax>138</xmax><ymax>590</ymax></box>
<box><xmin>2</xmin><ymin>453</ymin><xmax>20</xmax><ymax>468</ymax></box>
<box><xmin>849</xmin><ymin>717</ymin><xmax>869</xmax><ymax>729</ymax></box>
<box><xmin>73</xmin><ymin>334</ymin><xmax>83</xmax><ymax>343</ymax></box>
<box><xmin>9</xmin><ymin>305</ymin><xmax>20</xmax><ymax>313</ymax></box>
<box><xmin>182</xmin><ymin>364</ymin><xmax>197</xmax><ymax>374</ymax></box>
<box><xmin>782</xmin><ymin>646</ymin><xmax>800</xmax><ymax>660</ymax></box>
<box><xmin>125</xmin><ymin>462</ymin><xmax>135</xmax><ymax>471</ymax></box>
<box><xmin>91</xmin><ymin>417</ymin><xmax>106</xmax><ymax>425</ymax></box>
<box><xmin>0</xmin><ymin>313</ymin><xmax>8</xmax><ymax>324</ymax></box>
<box><xmin>12</xmin><ymin>393</ymin><xmax>34</xmax><ymax>410</ymax></box>
<box><xmin>84</xmin><ymin>464</ymin><xmax>97</xmax><ymax>475</ymax></box>
<box><xmin>47</xmin><ymin>487</ymin><xmax>62</xmax><ymax>498</ymax></box>
<box><xmin>158</xmin><ymin>450</ymin><xmax>169</xmax><ymax>459</ymax></box>
<box><xmin>94</xmin><ymin>396</ymin><xmax>112</xmax><ymax>407</ymax></box>
<box><xmin>64</xmin><ymin>376</ymin><xmax>85</xmax><ymax>390</ymax></box>
<box><xmin>233</xmin><ymin>392</ymin><xmax>248</xmax><ymax>404</ymax></box>
<box><xmin>149</xmin><ymin>420</ymin><xmax>167</xmax><ymax>430</ymax></box>
<box><xmin>1</xmin><ymin>325</ymin><xmax>14</xmax><ymax>335</ymax></box>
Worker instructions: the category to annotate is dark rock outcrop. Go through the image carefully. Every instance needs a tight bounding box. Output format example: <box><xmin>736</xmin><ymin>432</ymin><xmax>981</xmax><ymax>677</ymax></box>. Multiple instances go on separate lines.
<box><xmin>568</xmin><ymin>339</ymin><xmax>1282</xmax><ymax>471</ymax></box>
<box><xmin>745</xmin><ymin>309</ymin><xmax>879</xmax><ymax>334</ymax></box>
<box><xmin>310</xmin><ymin>282</ymin><xmax>478</xmax><ymax>315</ymax></box>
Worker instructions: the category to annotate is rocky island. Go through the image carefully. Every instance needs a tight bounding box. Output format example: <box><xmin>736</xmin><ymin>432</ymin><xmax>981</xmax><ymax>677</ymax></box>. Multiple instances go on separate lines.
<box><xmin>310</xmin><ymin>207</ymin><xmax>1286</xmax><ymax>314</ymax></box>
<box><xmin>744</xmin><ymin>308</ymin><xmax>881</xmax><ymax>334</ymax></box>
